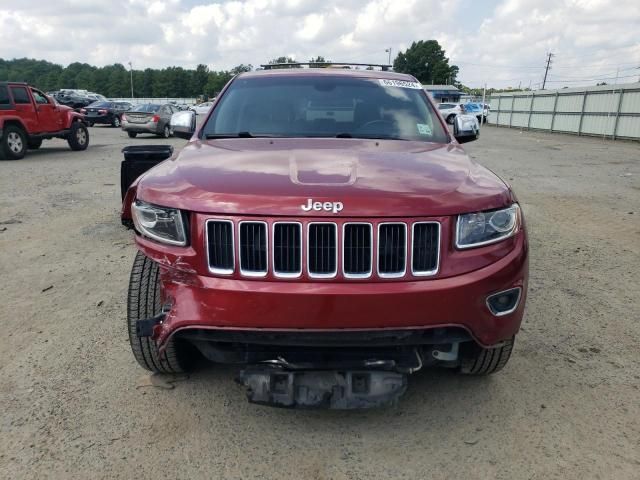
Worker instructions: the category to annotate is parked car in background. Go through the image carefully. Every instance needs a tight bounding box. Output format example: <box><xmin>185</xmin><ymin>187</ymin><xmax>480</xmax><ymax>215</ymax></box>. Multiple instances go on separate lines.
<box><xmin>462</xmin><ymin>103</ymin><xmax>487</xmax><ymax>124</ymax></box>
<box><xmin>51</xmin><ymin>90</ymin><xmax>93</xmax><ymax>109</ymax></box>
<box><xmin>0</xmin><ymin>82</ymin><xmax>89</xmax><ymax>160</ymax></box>
<box><xmin>121</xmin><ymin>103</ymin><xmax>177</xmax><ymax>138</ymax></box>
<box><xmin>437</xmin><ymin>103</ymin><xmax>462</xmax><ymax>124</ymax></box>
<box><xmin>81</xmin><ymin>101</ymin><xmax>132</xmax><ymax>127</ymax></box>
<box><xmin>191</xmin><ymin>101</ymin><xmax>214</xmax><ymax>115</ymax></box>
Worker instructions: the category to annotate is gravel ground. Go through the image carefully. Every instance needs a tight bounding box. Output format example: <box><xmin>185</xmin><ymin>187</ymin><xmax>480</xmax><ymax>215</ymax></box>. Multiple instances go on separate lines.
<box><xmin>0</xmin><ymin>125</ymin><xmax>638</xmax><ymax>479</ymax></box>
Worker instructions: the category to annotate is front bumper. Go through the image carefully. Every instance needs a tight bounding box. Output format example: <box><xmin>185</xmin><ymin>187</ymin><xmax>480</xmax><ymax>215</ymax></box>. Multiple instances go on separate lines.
<box><xmin>141</xmin><ymin>232</ymin><xmax>528</xmax><ymax>349</ymax></box>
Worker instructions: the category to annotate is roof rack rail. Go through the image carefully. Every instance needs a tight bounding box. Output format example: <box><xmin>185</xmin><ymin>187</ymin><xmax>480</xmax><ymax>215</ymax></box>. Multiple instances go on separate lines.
<box><xmin>260</xmin><ymin>62</ymin><xmax>392</xmax><ymax>71</ymax></box>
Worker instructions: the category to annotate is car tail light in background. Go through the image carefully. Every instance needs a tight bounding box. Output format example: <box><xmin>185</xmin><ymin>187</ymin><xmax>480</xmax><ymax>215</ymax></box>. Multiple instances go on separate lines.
<box><xmin>80</xmin><ymin>108</ymin><xmax>87</xmax><ymax>113</ymax></box>
<box><xmin>121</xmin><ymin>114</ymin><xmax>127</xmax><ymax>122</ymax></box>
<box><xmin>98</xmin><ymin>109</ymin><xmax>107</xmax><ymax>114</ymax></box>
<box><xmin>151</xmin><ymin>115</ymin><xmax>160</xmax><ymax>123</ymax></box>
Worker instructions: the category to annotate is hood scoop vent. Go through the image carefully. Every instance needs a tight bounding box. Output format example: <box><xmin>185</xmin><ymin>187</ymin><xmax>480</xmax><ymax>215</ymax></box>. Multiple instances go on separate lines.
<box><xmin>289</xmin><ymin>152</ymin><xmax>357</xmax><ymax>186</ymax></box>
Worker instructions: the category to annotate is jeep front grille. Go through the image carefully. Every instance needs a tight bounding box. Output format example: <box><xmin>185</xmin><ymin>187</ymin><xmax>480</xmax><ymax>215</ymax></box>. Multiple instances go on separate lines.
<box><xmin>206</xmin><ymin>218</ymin><xmax>440</xmax><ymax>280</ymax></box>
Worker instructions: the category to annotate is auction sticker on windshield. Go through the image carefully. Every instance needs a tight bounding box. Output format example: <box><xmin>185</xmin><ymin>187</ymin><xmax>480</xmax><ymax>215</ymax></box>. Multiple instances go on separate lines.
<box><xmin>378</xmin><ymin>79</ymin><xmax>423</xmax><ymax>89</ymax></box>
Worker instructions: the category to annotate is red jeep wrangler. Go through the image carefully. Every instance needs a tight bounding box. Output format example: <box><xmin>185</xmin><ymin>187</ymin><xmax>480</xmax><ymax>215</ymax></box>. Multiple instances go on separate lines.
<box><xmin>121</xmin><ymin>66</ymin><xmax>528</xmax><ymax>408</ymax></box>
<box><xmin>0</xmin><ymin>82</ymin><xmax>89</xmax><ymax>160</ymax></box>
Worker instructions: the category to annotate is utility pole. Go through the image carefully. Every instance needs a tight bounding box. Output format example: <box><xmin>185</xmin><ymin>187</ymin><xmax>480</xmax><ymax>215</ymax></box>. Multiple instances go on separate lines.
<box><xmin>128</xmin><ymin>61</ymin><xmax>134</xmax><ymax>99</ymax></box>
<box><xmin>542</xmin><ymin>52</ymin><xmax>554</xmax><ymax>90</ymax></box>
<box><xmin>385</xmin><ymin>48</ymin><xmax>392</xmax><ymax>65</ymax></box>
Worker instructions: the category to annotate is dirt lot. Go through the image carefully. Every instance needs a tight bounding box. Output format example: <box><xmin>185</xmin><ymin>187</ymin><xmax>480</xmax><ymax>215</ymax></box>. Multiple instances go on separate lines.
<box><xmin>0</xmin><ymin>125</ymin><xmax>638</xmax><ymax>479</ymax></box>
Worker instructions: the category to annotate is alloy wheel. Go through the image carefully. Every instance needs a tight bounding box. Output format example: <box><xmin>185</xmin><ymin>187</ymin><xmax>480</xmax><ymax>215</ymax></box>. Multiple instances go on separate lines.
<box><xmin>7</xmin><ymin>132</ymin><xmax>23</xmax><ymax>153</ymax></box>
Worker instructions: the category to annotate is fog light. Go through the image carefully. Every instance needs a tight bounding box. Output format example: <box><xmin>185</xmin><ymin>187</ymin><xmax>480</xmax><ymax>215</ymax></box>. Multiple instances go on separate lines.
<box><xmin>486</xmin><ymin>287</ymin><xmax>522</xmax><ymax>316</ymax></box>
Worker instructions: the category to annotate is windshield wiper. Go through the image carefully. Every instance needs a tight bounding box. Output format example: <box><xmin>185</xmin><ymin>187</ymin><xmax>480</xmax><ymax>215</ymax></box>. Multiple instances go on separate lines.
<box><xmin>205</xmin><ymin>132</ymin><xmax>276</xmax><ymax>139</ymax></box>
<box><xmin>336</xmin><ymin>133</ymin><xmax>409</xmax><ymax>141</ymax></box>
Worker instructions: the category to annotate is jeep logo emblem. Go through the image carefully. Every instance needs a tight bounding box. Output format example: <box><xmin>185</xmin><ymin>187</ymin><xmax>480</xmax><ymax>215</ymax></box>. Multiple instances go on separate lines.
<box><xmin>301</xmin><ymin>198</ymin><xmax>344</xmax><ymax>214</ymax></box>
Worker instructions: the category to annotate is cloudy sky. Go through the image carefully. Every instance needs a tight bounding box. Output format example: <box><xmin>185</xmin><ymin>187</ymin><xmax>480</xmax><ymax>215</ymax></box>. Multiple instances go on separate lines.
<box><xmin>1</xmin><ymin>0</ymin><xmax>639</xmax><ymax>88</ymax></box>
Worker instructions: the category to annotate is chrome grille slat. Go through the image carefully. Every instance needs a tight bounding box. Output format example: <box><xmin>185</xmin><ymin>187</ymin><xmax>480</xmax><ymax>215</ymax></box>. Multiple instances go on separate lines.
<box><xmin>343</xmin><ymin>223</ymin><xmax>372</xmax><ymax>278</ymax></box>
<box><xmin>412</xmin><ymin>222</ymin><xmax>440</xmax><ymax>276</ymax></box>
<box><xmin>308</xmin><ymin>223</ymin><xmax>337</xmax><ymax>278</ymax></box>
<box><xmin>273</xmin><ymin>222</ymin><xmax>302</xmax><ymax>277</ymax></box>
<box><xmin>378</xmin><ymin>223</ymin><xmax>406</xmax><ymax>277</ymax></box>
<box><xmin>239</xmin><ymin>221</ymin><xmax>267</xmax><ymax>276</ymax></box>
<box><xmin>206</xmin><ymin>220</ymin><xmax>234</xmax><ymax>274</ymax></box>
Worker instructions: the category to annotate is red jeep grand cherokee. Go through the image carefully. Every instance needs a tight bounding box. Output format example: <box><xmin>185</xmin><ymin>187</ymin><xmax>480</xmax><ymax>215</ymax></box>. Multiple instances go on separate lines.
<box><xmin>122</xmin><ymin>66</ymin><xmax>528</xmax><ymax>408</ymax></box>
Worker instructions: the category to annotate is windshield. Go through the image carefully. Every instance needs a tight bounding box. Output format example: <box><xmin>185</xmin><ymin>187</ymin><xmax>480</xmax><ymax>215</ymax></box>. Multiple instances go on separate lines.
<box><xmin>131</xmin><ymin>104</ymin><xmax>160</xmax><ymax>113</ymax></box>
<box><xmin>202</xmin><ymin>75</ymin><xmax>449</xmax><ymax>143</ymax></box>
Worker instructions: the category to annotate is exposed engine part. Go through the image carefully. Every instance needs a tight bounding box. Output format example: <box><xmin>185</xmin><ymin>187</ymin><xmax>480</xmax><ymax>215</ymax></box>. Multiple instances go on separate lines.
<box><xmin>237</xmin><ymin>367</ymin><xmax>407</xmax><ymax>409</ymax></box>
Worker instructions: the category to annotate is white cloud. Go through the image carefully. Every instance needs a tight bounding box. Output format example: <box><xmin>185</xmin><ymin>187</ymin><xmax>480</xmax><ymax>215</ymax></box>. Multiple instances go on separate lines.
<box><xmin>0</xmin><ymin>0</ymin><xmax>638</xmax><ymax>89</ymax></box>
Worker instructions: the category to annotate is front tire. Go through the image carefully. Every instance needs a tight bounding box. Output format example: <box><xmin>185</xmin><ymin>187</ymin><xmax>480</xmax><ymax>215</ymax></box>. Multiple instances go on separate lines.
<box><xmin>67</xmin><ymin>122</ymin><xmax>89</xmax><ymax>151</ymax></box>
<box><xmin>459</xmin><ymin>337</ymin><xmax>515</xmax><ymax>375</ymax></box>
<box><xmin>127</xmin><ymin>252</ymin><xmax>195</xmax><ymax>373</ymax></box>
<box><xmin>112</xmin><ymin>116</ymin><xmax>121</xmax><ymax>128</ymax></box>
<box><xmin>446</xmin><ymin>114</ymin><xmax>455</xmax><ymax>124</ymax></box>
<box><xmin>1</xmin><ymin>125</ymin><xmax>27</xmax><ymax>160</ymax></box>
<box><xmin>127</xmin><ymin>131</ymin><xmax>137</xmax><ymax>138</ymax></box>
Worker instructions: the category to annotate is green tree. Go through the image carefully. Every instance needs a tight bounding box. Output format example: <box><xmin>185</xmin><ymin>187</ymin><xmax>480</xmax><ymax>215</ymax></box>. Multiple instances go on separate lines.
<box><xmin>268</xmin><ymin>56</ymin><xmax>301</xmax><ymax>69</ymax></box>
<box><xmin>393</xmin><ymin>40</ymin><xmax>458</xmax><ymax>85</ymax></box>
<box><xmin>231</xmin><ymin>64</ymin><xmax>252</xmax><ymax>75</ymax></box>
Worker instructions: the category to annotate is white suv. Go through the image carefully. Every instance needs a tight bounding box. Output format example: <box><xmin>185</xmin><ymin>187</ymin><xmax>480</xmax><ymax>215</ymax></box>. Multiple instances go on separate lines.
<box><xmin>437</xmin><ymin>103</ymin><xmax>462</xmax><ymax>124</ymax></box>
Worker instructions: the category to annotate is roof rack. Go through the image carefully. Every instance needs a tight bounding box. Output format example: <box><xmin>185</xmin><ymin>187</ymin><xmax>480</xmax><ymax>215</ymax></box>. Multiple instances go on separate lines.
<box><xmin>260</xmin><ymin>62</ymin><xmax>392</xmax><ymax>71</ymax></box>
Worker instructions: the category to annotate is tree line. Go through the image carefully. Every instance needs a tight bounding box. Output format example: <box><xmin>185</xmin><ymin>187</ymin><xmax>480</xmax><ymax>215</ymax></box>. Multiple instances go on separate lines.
<box><xmin>0</xmin><ymin>40</ymin><xmax>459</xmax><ymax>98</ymax></box>
<box><xmin>0</xmin><ymin>58</ymin><xmax>251</xmax><ymax>98</ymax></box>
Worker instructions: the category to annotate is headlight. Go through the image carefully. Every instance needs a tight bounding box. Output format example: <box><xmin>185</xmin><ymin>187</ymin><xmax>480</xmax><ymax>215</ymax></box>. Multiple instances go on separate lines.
<box><xmin>456</xmin><ymin>204</ymin><xmax>521</xmax><ymax>249</ymax></box>
<box><xmin>132</xmin><ymin>200</ymin><xmax>187</xmax><ymax>246</ymax></box>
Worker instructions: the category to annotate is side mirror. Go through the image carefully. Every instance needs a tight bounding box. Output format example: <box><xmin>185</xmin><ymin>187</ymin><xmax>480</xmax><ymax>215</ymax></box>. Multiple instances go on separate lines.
<box><xmin>453</xmin><ymin>114</ymin><xmax>479</xmax><ymax>144</ymax></box>
<box><xmin>170</xmin><ymin>110</ymin><xmax>196</xmax><ymax>140</ymax></box>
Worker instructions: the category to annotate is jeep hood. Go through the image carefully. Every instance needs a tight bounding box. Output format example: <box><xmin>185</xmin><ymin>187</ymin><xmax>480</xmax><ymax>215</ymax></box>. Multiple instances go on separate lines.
<box><xmin>136</xmin><ymin>138</ymin><xmax>512</xmax><ymax>217</ymax></box>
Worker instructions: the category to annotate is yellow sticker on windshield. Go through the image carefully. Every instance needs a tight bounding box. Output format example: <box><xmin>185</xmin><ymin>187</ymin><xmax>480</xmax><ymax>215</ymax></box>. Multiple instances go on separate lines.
<box><xmin>417</xmin><ymin>123</ymin><xmax>432</xmax><ymax>135</ymax></box>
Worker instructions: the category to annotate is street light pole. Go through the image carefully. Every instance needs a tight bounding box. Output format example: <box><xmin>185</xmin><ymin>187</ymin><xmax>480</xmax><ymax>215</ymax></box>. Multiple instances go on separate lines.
<box><xmin>128</xmin><ymin>61</ymin><xmax>134</xmax><ymax>99</ymax></box>
<box><xmin>385</xmin><ymin>48</ymin><xmax>392</xmax><ymax>65</ymax></box>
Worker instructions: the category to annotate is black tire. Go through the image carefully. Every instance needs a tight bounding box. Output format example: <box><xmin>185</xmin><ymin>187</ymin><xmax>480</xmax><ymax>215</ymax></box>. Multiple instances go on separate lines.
<box><xmin>67</xmin><ymin>122</ymin><xmax>89</xmax><ymax>151</ymax></box>
<box><xmin>1</xmin><ymin>125</ymin><xmax>27</xmax><ymax>160</ymax></box>
<box><xmin>446</xmin><ymin>114</ymin><xmax>456</xmax><ymax>124</ymax></box>
<box><xmin>112</xmin><ymin>116</ymin><xmax>121</xmax><ymax>128</ymax></box>
<box><xmin>127</xmin><ymin>251</ymin><xmax>195</xmax><ymax>373</ymax></box>
<box><xmin>459</xmin><ymin>337</ymin><xmax>515</xmax><ymax>375</ymax></box>
<box><xmin>28</xmin><ymin>138</ymin><xmax>43</xmax><ymax>150</ymax></box>
<box><xmin>127</xmin><ymin>131</ymin><xmax>137</xmax><ymax>138</ymax></box>
<box><xmin>160</xmin><ymin>125</ymin><xmax>171</xmax><ymax>138</ymax></box>
<box><xmin>87</xmin><ymin>121</ymin><xmax>94</xmax><ymax>127</ymax></box>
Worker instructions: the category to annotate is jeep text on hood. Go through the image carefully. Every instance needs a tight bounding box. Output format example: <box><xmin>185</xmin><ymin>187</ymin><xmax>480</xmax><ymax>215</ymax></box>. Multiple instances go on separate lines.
<box><xmin>123</xmin><ymin>67</ymin><xmax>528</xmax><ymax>409</ymax></box>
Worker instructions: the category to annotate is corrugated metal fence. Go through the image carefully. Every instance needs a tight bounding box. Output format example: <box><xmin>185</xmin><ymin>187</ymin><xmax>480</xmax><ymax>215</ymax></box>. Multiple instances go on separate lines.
<box><xmin>488</xmin><ymin>82</ymin><xmax>640</xmax><ymax>140</ymax></box>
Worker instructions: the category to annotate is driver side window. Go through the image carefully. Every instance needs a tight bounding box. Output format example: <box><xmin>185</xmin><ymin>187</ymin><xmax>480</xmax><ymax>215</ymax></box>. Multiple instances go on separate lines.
<box><xmin>31</xmin><ymin>89</ymin><xmax>49</xmax><ymax>105</ymax></box>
